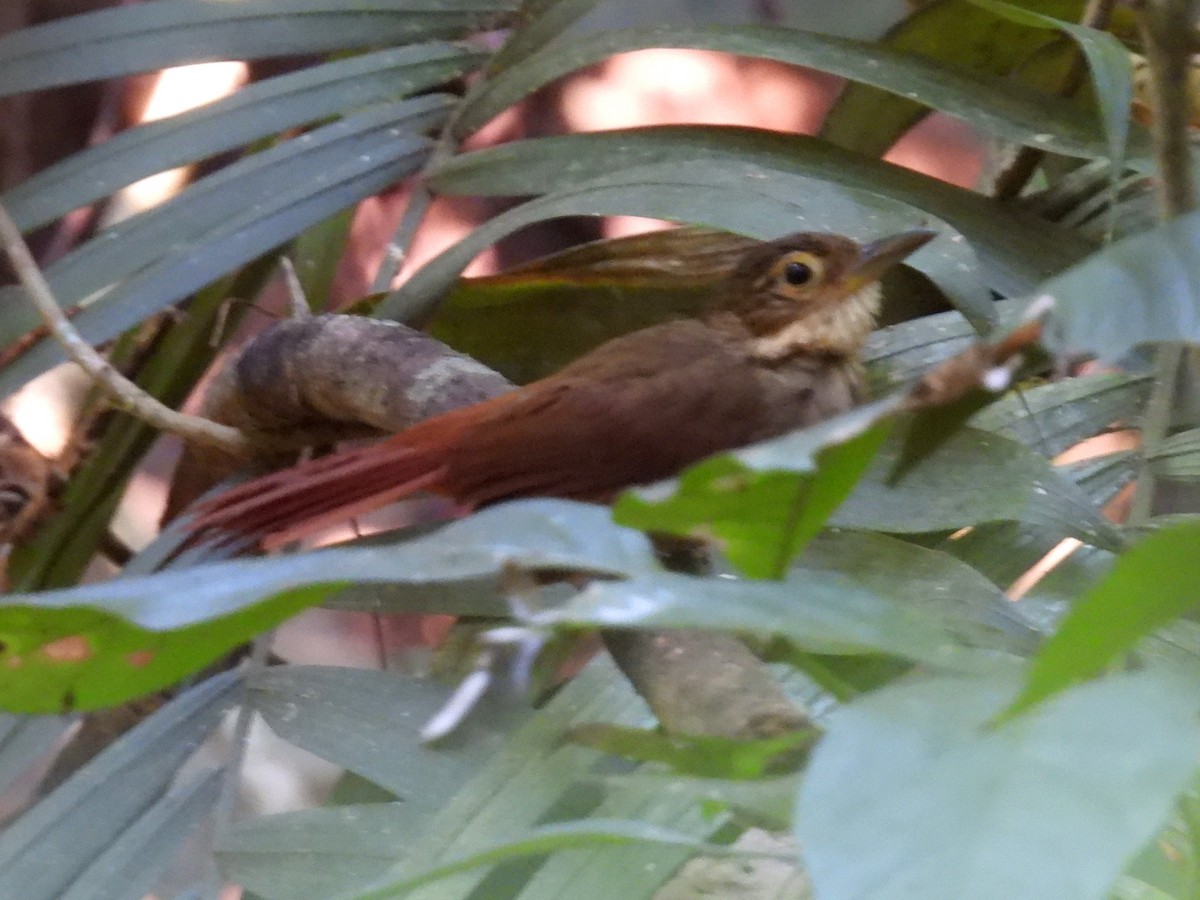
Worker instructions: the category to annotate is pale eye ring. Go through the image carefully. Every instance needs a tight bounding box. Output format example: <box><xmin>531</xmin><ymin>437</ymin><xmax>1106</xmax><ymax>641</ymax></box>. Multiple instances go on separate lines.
<box><xmin>783</xmin><ymin>261</ymin><xmax>813</xmax><ymax>286</ymax></box>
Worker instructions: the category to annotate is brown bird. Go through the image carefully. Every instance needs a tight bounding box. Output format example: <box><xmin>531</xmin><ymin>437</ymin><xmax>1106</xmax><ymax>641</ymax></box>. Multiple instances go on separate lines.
<box><xmin>187</xmin><ymin>229</ymin><xmax>934</xmax><ymax>550</ymax></box>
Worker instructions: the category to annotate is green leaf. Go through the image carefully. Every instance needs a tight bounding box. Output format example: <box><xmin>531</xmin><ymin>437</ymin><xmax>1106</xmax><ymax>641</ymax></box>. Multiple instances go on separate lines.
<box><xmin>249</xmin><ymin>666</ymin><xmax>526</xmax><ymax>802</ymax></box>
<box><xmin>429</xmin><ymin>228</ymin><xmax>757</xmax><ymax>382</ymax></box>
<box><xmin>57</xmin><ymin>770</ymin><xmax>221</xmax><ymax>900</ymax></box>
<box><xmin>820</xmin><ymin>0</ymin><xmax>1085</xmax><ymax>155</ymax></box>
<box><xmin>1005</xmin><ymin>521</ymin><xmax>1200</xmax><ymax>718</ymax></box>
<box><xmin>614</xmin><ymin>399</ymin><xmax>897</xmax><ymax>578</ymax></box>
<box><xmin>0</xmin><ymin>672</ymin><xmax>237</xmax><ymax>899</ymax></box>
<box><xmin>0</xmin><ymin>101</ymin><xmax>443</xmax><ymax>394</ymax></box>
<box><xmin>451</xmin><ymin>24</ymin><xmax>1142</xmax><ymax>165</ymax></box>
<box><xmin>0</xmin><ymin>500</ymin><xmax>653</xmax><ymax>712</ymax></box>
<box><xmin>963</xmin><ymin>0</ymin><xmax>1133</xmax><ymax>174</ymax></box>
<box><xmin>799</xmin><ymin>668</ymin><xmax>1200</xmax><ymax>900</ymax></box>
<box><xmin>0</xmin><ymin>581</ymin><xmax>327</xmax><ymax>714</ymax></box>
<box><xmin>533</xmin><ymin>568</ymin><xmax>973</xmax><ymax>664</ymax></box>
<box><xmin>970</xmin><ymin>372</ymin><xmax>1150</xmax><ymax>456</ymax></box>
<box><xmin>482</xmin><ymin>0</ymin><xmax>605</xmax><ymax>75</ymax></box>
<box><xmin>0</xmin><ymin>0</ymin><xmax>514</xmax><ymax>96</ymax></box>
<box><xmin>349</xmin><ymin>819</ymin><xmax>769</xmax><ymax>898</ymax></box>
<box><xmin>396</xmin><ymin>154</ymin><xmax>989</xmax><ymax>326</ymax></box>
<box><xmin>0</xmin><ymin>714</ymin><xmax>74</xmax><ymax>796</ymax></box>
<box><xmin>800</xmin><ymin>530</ymin><xmax>1041</xmax><ymax>654</ymax></box>
<box><xmin>566</xmin><ymin>724</ymin><xmax>814</xmax><ymax>779</ymax></box>
<box><xmin>1149</xmin><ymin>427</ymin><xmax>1200</xmax><ymax>481</ymax></box>
<box><xmin>218</xmin><ymin>805</ymin><xmax>419</xmax><ymax>900</ymax></box>
<box><xmin>334</xmin><ymin>657</ymin><xmax>656</xmax><ymax>900</ymax></box>
<box><xmin>1041</xmin><ymin>209</ymin><xmax>1200</xmax><ymax>361</ymax></box>
<box><xmin>832</xmin><ymin>426</ymin><xmax>1125</xmax><ymax>551</ymax></box>
<box><xmin>940</xmin><ymin>450</ymin><xmax>1132</xmax><ymax>599</ymax></box>
<box><xmin>5</xmin><ymin>43</ymin><xmax>482</xmax><ymax>231</ymax></box>
<box><xmin>424</xmin><ymin>127</ymin><xmax>1093</xmax><ymax>298</ymax></box>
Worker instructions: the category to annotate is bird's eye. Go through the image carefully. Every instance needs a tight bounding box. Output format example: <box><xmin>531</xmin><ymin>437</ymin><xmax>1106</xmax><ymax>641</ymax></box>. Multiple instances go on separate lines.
<box><xmin>784</xmin><ymin>261</ymin><xmax>813</xmax><ymax>285</ymax></box>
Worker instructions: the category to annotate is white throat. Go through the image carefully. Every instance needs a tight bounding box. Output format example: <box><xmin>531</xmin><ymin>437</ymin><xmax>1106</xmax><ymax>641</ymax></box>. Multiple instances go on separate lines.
<box><xmin>750</xmin><ymin>282</ymin><xmax>882</xmax><ymax>360</ymax></box>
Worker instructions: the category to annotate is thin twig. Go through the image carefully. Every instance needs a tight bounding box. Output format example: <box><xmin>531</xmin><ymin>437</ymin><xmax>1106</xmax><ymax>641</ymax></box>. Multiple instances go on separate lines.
<box><xmin>0</xmin><ymin>199</ymin><xmax>254</xmax><ymax>456</ymax></box>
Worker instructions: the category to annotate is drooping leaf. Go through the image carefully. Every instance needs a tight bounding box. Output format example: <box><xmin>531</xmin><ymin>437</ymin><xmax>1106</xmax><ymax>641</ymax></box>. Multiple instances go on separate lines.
<box><xmin>0</xmin><ymin>99</ymin><xmax>446</xmax><ymax>394</ymax></box>
<box><xmin>0</xmin><ymin>0</ymin><xmax>514</xmax><ymax>96</ymax></box>
<box><xmin>5</xmin><ymin>43</ymin><xmax>482</xmax><ymax>231</ymax></box>
<box><xmin>800</xmin><ymin>668</ymin><xmax>1200</xmax><ymax>900</ymax></box>
<box><xmin>963</xmin><ymin>0</ymin><xmax>1133</xmax><ymax>175</ymax></box>
<box><xmin>1005</xmin><ymin>521</ymin><xmax>1200</xmax><ymax>718</ymax></box>
<box><xmin>483</xmin><ymin>0</ymin><xmax>606</xmax><ymax>74</ymax></box>
<box><xmin>0</xmin><ymin>500</ymin><xmax>655</xmax><ymax>711</ymax></box>
<box><xmin>832</xmin><ymin>426</ymin><xmax>1125</xmax><ymax>551</ymax></box>
<box><xmin>450</xmin><ymin>24</ymin><xmax>1145</xmax><ymax>166</ymax></box>
<box><xmin>820</xmin><ymin>0</ymin><xmax>1085</xmax><ymax>155</ymax></box>
<box><xmin>397</xmin><ymin>155</ymin><xmax>989</xmax><ymax>326</ymax></box>
<box><xmin>1041</xmin><ymin>208</ymin><xmax>1200</xmax><ymax>361</ymax></box>
<box><xmin>424</xmin><ymin>127</ymin><xmax>1093</xmax><ymax>299</ymax></box>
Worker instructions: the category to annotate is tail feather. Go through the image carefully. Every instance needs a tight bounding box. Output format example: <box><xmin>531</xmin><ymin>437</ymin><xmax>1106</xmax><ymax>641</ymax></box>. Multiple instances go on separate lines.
<box><xmin>187</xmin><ymin>441</ymin><xmax>449</xmax><ymax>550</ymax></box>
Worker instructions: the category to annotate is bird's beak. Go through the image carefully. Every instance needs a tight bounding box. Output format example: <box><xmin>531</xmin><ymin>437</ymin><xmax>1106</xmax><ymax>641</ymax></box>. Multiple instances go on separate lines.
<box><xmin>846</xmin><ymin>229</ymin><xmax>937</xmax><ymax>288</ymax></box>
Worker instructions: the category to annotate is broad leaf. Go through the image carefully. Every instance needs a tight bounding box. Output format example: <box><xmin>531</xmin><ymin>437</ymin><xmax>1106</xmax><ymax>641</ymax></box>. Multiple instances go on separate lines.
<box><xmin>800</xmin><ymin>668</ymin><xmax>1200</xmax><ymax>900</ymax></box>
<box><xmin>615</xmin><ymin>399</ymin><xmax>898</xmax><ymax>578</ymax></box>
<box><xmin>833</xmin><ymin>426</ymin><xmax>1125</xmax><ymax>551</ymax></box>
<box><xmin>533</xmin><ymin>567</ymin><xmax>979</xmax><ymax>664</ymax></box>
<box><xmin>1041</xmin><ymin>209</ymin><xmax>1200</xmax><ymax>361</ymax></box>
<box><xmin>249</xmin><ymin>666</ymin><xmax>526</xmax><ymax>802</ymax></box>
<box><xmin>964</xmin><ymin>0</ymin><xmax>1133</xmax><ymax>175</ymax></box>
<box><xmin>1005</xmin><ymin>521</ymin><xmax>1200</xmax><ymax>717</ymax></box>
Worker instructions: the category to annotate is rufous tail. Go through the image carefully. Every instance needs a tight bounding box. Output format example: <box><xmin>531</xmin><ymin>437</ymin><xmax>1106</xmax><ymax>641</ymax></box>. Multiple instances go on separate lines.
<box><xmin>185</xmin><ymin>442</ymin><xmax>450</xmax><ymax>551</ymax></box>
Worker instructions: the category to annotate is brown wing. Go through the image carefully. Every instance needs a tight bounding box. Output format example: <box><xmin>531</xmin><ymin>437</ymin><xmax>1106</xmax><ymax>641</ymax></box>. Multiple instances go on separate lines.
<box><xmin>438</xmin><ymin>321</ymin><xmax>839</xmax><ymax>506</ymax></box>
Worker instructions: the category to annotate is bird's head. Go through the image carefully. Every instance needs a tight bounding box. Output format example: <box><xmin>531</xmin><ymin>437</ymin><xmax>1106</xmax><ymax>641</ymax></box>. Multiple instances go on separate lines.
<box><xmin>712</xmin><ymin>229</ymin><xmax>936</xmax><ymax>360</ymax></box>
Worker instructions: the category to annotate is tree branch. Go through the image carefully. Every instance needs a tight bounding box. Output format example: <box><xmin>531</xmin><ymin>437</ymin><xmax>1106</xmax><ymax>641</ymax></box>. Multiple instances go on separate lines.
<box><xmin>0</xmin><ymin>199</ymin><xmax>254</xmax><ymax>457</ymax></box>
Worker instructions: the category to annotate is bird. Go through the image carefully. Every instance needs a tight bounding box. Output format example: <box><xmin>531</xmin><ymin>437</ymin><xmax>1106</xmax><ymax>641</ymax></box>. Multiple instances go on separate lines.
<box><xmin>186</xmin><ymin>229</ymin><xmax>935</xmax><ymax>551</ymax></box>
